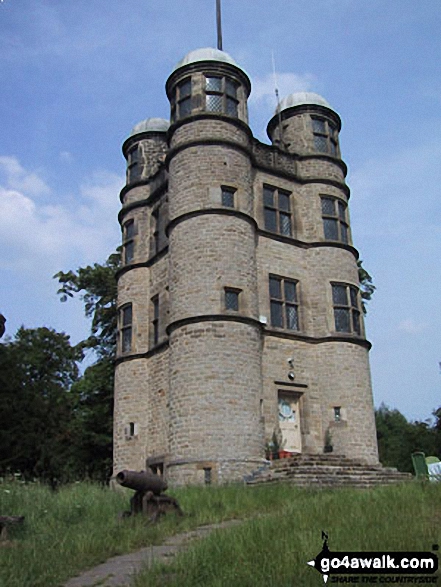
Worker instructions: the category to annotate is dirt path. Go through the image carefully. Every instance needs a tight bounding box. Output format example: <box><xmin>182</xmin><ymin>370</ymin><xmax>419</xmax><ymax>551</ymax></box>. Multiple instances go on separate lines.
<box><xmin>64</xmin><ymin>519</ymin><xmax>242</xmax><ymax>587</ymax></box>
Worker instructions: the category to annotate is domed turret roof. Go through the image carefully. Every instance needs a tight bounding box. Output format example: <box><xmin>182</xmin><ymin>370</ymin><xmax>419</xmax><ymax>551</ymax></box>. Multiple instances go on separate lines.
<box><xmin>172</xmin><ymin>47</ymin><xmax>246</xmax><ymax>74</ymax></box>
<box><xmin>276</xmin><ymin>92</ymin><xmax>335</xmax><ymax>114</ymax></box>
<box><xmin>128</xmin><ymin>118</ymin><xmax>169</xmax><ymax>138</ymax></box>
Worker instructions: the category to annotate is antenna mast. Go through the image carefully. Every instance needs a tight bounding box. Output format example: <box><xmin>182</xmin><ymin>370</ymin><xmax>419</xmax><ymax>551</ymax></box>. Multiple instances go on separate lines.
<box><xmin>216</xmin><ymin>0</ymin><xmax>223</xmax><ymax>50</ymax></box>
<box><xmin>272</xmin><ymin>51</ymin><xmax>285</xmax><ymax>149</ymax></box>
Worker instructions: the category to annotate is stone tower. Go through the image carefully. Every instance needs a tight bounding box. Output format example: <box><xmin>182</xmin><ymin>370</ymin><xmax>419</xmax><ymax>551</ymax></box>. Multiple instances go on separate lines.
<box><xmin>113</xmin><ymin>48</ymin><xmax>379</xmax><ymax>485</ymax></box>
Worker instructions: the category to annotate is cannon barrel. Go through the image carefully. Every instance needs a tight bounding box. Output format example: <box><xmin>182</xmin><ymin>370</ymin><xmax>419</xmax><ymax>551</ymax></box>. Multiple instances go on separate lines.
<box><xmin>116</xmin><ymin>469</ymin><xmax>167</xmax><ymax>495</ymax></box>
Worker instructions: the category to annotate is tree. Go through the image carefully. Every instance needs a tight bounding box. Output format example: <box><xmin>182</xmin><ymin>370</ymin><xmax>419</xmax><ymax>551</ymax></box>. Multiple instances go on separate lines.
<box><xmin>54</xmin><ymin>250</ymin><xmax>120</xmax><ymax>358</ymax></box>
<box><xmin>375</xmin><ymin>403</ymin><xmax>438</xmax><ymax>472</ymax></box>
<box><xmin>0</xmin><ymin>327</ymin><xmax>82</xmax><ymax>484</ymax></box>
<box><xmin>358</xmin><ymin>259</ymin><xmax>376</xmax><ymax>314</ymax></box>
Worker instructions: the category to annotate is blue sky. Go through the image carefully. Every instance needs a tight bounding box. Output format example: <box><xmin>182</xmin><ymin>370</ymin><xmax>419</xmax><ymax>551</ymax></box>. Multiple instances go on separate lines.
<box><xmin>1</xmin><ymin>0</ymin><xmax>440</xmax><ymax>422</ymax></box>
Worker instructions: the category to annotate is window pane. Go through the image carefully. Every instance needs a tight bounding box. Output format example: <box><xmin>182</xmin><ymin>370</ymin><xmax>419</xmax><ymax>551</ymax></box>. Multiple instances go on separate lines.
<box><xmin>221</xmin><ymin>188</ymin><xmax>235</xmax><ymax>208</ymax></box>
<box><xmin>124</xmin><ymin>241</ymin><xmax>134</xmax><ymax>264</ymax></box>
<box><xmin>179</xmin><ymin>78</ymin><xmax>192</xmax><ymax>98</ymax></box>
<box><xmin>263</xmin><ymin>187</ymin><xmax>274</xmax><ymax>207</ymax></box>
<box><xmin>324</xmin><ymin>218</ymin><xmax>339</xmax><ymax>240</ymax></box>
<box><xmin>334</xmin><ymin>308</ymin><xmax>350</xmax><ymax>332</ymax></box>
<box><xmin>352</xmin><ymin>310</ymin><xmax>361</xmax><ymax>335</ymax></box>
<box><xmin>350</xmin><ymin>287</ymin><xmax>358</xmax><ymax>308</ymax></box>
<box><xmin>122</xmin><ymin>305</ymin><xmax>132</xmax><ymax>326</ymax></box>
<box><xmin>122</xmin><ymin>327</ymin><xmax>132</xmax><ymax>352</ymax></box>
<box><xmin>280</xmin><ymin>212</ymin><xmax>292</xmax><ymax>236</ymax></box>
<box><xmin>125</xmin><ymin>220</ymin><xmax>135</xmax><ymax>239</ymax></box>
<box><xmin>129</xmin><ymin>148</ymin><xmax>138</xmax><ymax>165</ymax></box>
<box><xmin>338</xmin><ymin>201</ymin><xmax>346</xmax><ymax>220</ymax></box>
<box><xmin>269</xmin><ymin>277</ymin><xmax>281</xmax><ymax>299</ymax></box>
<box><xmin>286</xmin><ymin>304</ymin><xmax>299</xmax><ymax>330</ymax></box>
<box><xmin>312</xmin><ymin>118</ymin><xmax>326</xmax><ymax>133</ymax></box>
<box><xmin>270</xmin><ymin>301</ymin><xmax>283</xmax><ymax>328</ymax></box>
<box><xmin>332</xmin><ymin>285</ymin><xmax>347</xmax><ymax>305</ymax></box>
<box><xmin>206</xmin><ymin>94</ymin><xmax>223</xmax><ymax>112</ymax></box>
<box><xmin>179</xmin><ymin>96</ymin><xmax>192</xmax><ymax>117</ymax></box>
<box><xmin>225</xmin><ymin>78</ymin><xmax>237</xmax><ymax>97</ymax></box>
<box><xmin>330</xmin><ymin>141</ymin><xmax>337</xmax><ymax>156</ymax></box>
<box><xmin>264</xmin><ymin>208</ymin><xmax>277</xmax><ymax>232</ymax></box>
<box><xmin>321</xmin><ymin>197</ymin><xmax>335</xmax><ymax>216</ymax></box>
<box><xmin>226</xmin><ymin>97</ymin><xmax>238</xmax><ymax>117</ymax></box>
<box><xmin>284</xmin><ymin>280</ymin><xmax>297</xmax><ymax>302</ymax></box>
<box><xmin>129</xmin><ymin>163</ymin><xmax>140</xmax><ymax>182</ymax></box>
<box><xmin>225</xmin><ymin>290</ymin><xmax>239</xmax><ymax>311</ymax></box>
<box><xmin>206</xmin><ymin>76</ymin><xmax>222</xmax><ymax>92</ymax></box>
<box><xmin>153</xmin><ymin>297</ymin><xmax>159</xmax><ymax>319</ymax></box>
<box><xmin>340</xmin><ymin>223</ymin><xmax>348</xmax><ymax>244</ymax></box>
<box><xmin>314</xmin><ymin>135</ymin><xmax>328</xmax><ymax>153</ymax></box>
<box><xmin>278</xmin><ymin>192</ymin><xmax>290</xmax><ymax>211</ymax></box>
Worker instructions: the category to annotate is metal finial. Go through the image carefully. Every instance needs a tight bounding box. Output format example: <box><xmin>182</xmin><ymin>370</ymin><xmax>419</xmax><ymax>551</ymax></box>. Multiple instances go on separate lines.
<box><xmin>216</xmin><ymin>0</ymin><xmax>223</xmax><ymax>51</ymax></box>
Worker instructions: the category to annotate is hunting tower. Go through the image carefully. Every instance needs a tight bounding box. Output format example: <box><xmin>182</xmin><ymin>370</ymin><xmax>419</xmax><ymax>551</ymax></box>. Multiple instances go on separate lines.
<box><xmin>113</xmin><ymin>48</ymin><xmax>378</xmax><ymax>485</ymax></box>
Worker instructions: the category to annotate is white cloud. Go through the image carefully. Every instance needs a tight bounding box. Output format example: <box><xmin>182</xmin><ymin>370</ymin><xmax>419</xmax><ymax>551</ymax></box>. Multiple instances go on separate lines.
<box><xmin>397</xmin><ymin>319</ymin><xmax>428</xmax><ymax>335</ymax></box>
<box><xmin>0</xmin><ymin>157</ymin><xmax>122</xmax><ymax>274</ymax></box>
<box><xmin>250</xmin><ymin>71</ymin><xmax>318</xmax><ymax>107</ymax></box>
<box><xmin>0</xmin><ymin>156</ymin><xmax>51</xmax><ymax>197</ymax></box>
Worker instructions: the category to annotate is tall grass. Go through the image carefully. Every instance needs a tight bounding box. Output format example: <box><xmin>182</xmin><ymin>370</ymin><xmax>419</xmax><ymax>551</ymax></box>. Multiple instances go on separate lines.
<box><xmin>134</xmin><ymin>483</ymin><xmax>441</xmax><ymax>587</ymax></box>
<box><xmin>0</xmin><ymin>480</ymin><xmax>313</xmax><ymax>587</ymax></box>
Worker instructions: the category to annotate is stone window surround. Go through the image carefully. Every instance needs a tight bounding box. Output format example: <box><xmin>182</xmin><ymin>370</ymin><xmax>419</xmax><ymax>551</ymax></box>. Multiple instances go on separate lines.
<box><xmin>311</xmin><ymin>115</ymin><xmax>339</xmax><ymax>156</ymax></box>
<box><xmin>221</xmin><ymin>185</ymin><xmax>236</xmax><ymax>208</ymax></box>
<box><xmin>269</xmin><ymin>274</ymin><xmax>300</xmax><ymax>331</ymax></box>
<box><xmin>122</xmin><ymin>218</ymin><xmax>135</xmax><ymax>264</ymax></box>
<box><xmin>331</xmin><ymin>282</ymin><xmax>362</xmax><ymax>336</ymax></box>
<box><xmin>224</xmin><ymin>286</ymin><xmax>241</xmax><ymax>312</ymax></box>
<box><xmin>263</xmin><ymin>184</ymin><xmax>293</xmax><ymax>237</ymax></box>
<box><xmin>119</xmin><ymin>303</ymin><xmax>133</xmax><ymax>354</ymax></box>
<box><xmin>151</xmin><ymin>294</ymin><xmax>160</xmax><ymax>347</ymax></box>
<box><xmin>321</xmin><ymin>195</ymin><xmax>350</xmax><ymax>244</ymax></box>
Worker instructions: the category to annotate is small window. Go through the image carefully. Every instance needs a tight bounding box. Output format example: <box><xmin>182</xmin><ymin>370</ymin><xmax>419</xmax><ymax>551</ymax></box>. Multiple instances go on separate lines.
<box><xmin>225</xmin><ymin>288</ymin><xmax>240</xmax><ymax>311</ymax></box>
<box><xmin>312</xmin><ymin>117</ymin><xmax>339</xmax><ymax>156</ymax></box>
<box><xmin>173</xmin><ymin>78</ymin><xmax>193</xmax><ymax>121</ymax></box>
<box><xmin>127</xmin><ymin>146</ymin><xmax>141</xmax><ymax>183</ymax></box>
<box><xmin>332</xmin><ymin>284</ymin><xmax>361</xmax><ymax>335</ymax></box>
<box><xmin>120</xmin><ymin>304</ymin><xmax>133</xmax><ymax>353</ymax></box>
<box><xmin>204</xmin><ymin>467</ymin><xmax>212</xmax><ymax>485</ymax></box>
<box><xmin>152</xmin><ymin>208</ymin><xmax>160</xmax><ymax>254</ymax></box>
<box><xmin>269</xmin><ymin>276</ymin><xmax>299</xmax><ymax>330</ymax></box>
<box><xmin>205</xmin><ymin>75</ymin><xmax>239</xmax><ymax>118</ymax></box>
<box><xmin>263</xmin><ymin>186</ymin><xmax>292</xmax><ymax>236</ymax></box>
<box><xmin>123</xmin><ymin>219</ymin><xmax>135</xmax><ymax>264</ymax></box>
<box><xmin>321</xmin><ymin>197</ymin><xmax>349</xmax><ymax>244</ymax></box>
<box><xmin>334</xmin><ymin>407</ymin><xmax>341</xmax><ymax>422</ymax></box>
<box><xmin>151</xmin><ymin>295</ymin><xmax>159</xmax><ymax>346</ymax></box>
<box><xmin>221</xmin><ymin>186</ymin><xmax>235</xmax><ymax>208</ymax></box>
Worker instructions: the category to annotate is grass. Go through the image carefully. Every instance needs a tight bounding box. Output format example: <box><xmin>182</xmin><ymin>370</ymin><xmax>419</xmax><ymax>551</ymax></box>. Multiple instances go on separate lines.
<box><xmin>134</xmin><ymin>483</ymin><xmax>441</xmax><ymax>587</ymax></box>
<box><xmin>0</xmin><ymin>480</ymin><xmax>440</xmax><ymax>587</ymax></box>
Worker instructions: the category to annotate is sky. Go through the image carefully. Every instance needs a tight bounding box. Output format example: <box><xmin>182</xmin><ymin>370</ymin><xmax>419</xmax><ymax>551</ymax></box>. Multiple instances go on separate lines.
<box><xmin>0</xmin><ymin>0</ymin><xmax>440</xmax><ymax>423</ymax></box>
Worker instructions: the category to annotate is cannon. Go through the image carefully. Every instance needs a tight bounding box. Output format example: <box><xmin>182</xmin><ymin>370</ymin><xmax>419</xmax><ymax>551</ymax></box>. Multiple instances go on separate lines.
<box><xmin>116</xmin><ymin>469</ymin><xmax>183</xmax><ymax>522</ymax></box>
<box><xmin>116</xmin><ymin>469</ymin><xmax>167</xmax><ymax>495</ymax></box>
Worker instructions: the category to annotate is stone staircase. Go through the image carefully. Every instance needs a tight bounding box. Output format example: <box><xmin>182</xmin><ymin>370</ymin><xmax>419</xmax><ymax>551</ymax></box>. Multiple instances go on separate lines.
<box><xmin>245</xmin><ymin>454</ymin><xmax>412</xmax><ymax>489</ymax></box>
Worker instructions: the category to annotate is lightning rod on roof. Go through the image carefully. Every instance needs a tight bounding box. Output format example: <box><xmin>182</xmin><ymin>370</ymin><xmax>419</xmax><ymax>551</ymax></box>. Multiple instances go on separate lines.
<box><xmin>216</xmin><ymin>0</ymin><xmax>223</xmax><ymax>50</ymax></box>
<box><xmin>272</xmin><ymin>51</ymin><xmax>285</xmax><ymax>149</ymax></box>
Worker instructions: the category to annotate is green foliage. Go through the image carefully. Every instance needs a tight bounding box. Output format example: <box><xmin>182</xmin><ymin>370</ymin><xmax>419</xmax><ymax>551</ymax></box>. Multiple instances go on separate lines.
<box><xmin>0</xmin><ymin>327</ymin><xmax>82</xmax><ymax>484</ymax></box>
<box><xmin>2</xmin><ymin>481</ymin><xmax>440</xmax><ymax>587</ymax></box>
<box><xmin>54</xmin><ymin>250</ymin><xmax>120</xmax><ymax>357</ymax></box>
<box><xmin>357</xmin><ymin>259</ymin><xmax>376</xmax><ymax>314</ymax></box>
<box><xmin>376</xmin><ymin>403</ymin><xmax>439</xmax><ymax>472</ymax></box>
<box><xmin>134</xmin><ymin>483</ymin><xmax>441</xmax><ymax>587</ymax></box>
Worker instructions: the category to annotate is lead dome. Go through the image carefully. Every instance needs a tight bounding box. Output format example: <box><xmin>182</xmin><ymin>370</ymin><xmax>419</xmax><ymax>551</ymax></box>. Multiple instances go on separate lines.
<box><xmin>276</xmin><ymin>92</ymin><xmax>335</xmax><ymax>114</ymax></box>
<box><xmin>172</xmin><ymin>47</ymin><xmax>247</xmax><ymax>75</ymax></box>
<box><xmin>128</xmin><ymin>118</ymin><xmax>169</xmax><ymax>139</ymax></box>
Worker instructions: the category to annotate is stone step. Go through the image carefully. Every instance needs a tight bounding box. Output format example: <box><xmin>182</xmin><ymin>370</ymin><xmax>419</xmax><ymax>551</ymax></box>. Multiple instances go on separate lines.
<box><xmin>246</xmin><ymin>454</ymin><xmax>412</xmax><ymax>488</ymax></box>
